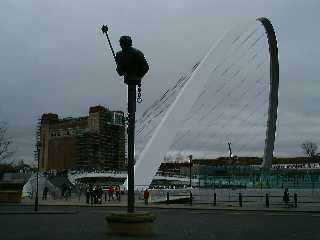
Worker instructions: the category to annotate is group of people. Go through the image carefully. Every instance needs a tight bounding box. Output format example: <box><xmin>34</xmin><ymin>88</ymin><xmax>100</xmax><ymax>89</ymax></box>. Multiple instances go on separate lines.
<box><xmin>85</xmin><ymin>185</ymin><xmax>104</xmax><ymax>204</ymax></box>
<box><xmin>107</xmin><ymin>185</ymin><xmax>121</xmax><ymax>202</ymax></box>
<box><xmin>84</xmin><ymin>184</ymin><xmax>121</xmax><ymax>204</ymax></box>
<box><xmin>40</xmin><ymin>185</ymin><xmax>66</xmax><ymax>201</ymax></box>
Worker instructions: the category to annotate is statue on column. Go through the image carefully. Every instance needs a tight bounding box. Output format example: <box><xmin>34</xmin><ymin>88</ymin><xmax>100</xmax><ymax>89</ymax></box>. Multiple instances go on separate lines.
<box><xmin>115</xmin><ymin>36</ymin><xmax>149</xmax><ymax>86</ymax></box>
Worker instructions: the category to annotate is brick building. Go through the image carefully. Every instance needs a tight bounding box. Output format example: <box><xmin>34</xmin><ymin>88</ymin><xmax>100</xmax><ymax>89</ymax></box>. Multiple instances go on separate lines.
<box><xmin>38</xmin><ymin>106</ymin><xmax>126</xmax><ymax>171</ymax></box>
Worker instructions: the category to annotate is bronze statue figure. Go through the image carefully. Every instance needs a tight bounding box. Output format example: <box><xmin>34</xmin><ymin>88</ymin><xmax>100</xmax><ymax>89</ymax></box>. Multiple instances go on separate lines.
<box><xmin>115</xmin><ymin>35</ymin><xmax>149</xmax><ymax>86</ymax></box>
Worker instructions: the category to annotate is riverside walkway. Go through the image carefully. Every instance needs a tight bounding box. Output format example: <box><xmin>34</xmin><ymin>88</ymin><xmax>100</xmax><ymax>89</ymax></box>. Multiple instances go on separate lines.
<box><xmin>17</xmin><ymin>188</ymin><xmax>320</xmax><ymax>212</ymax></box>
<box><xmin>2</xmin><ymin>188</ymin><xmax>320</xmax><ymax>240</ymax></box>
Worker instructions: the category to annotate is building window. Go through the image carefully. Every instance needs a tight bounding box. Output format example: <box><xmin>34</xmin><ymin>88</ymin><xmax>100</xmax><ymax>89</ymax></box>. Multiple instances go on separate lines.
<box><xmin>113</xmin><ymin>113</ymin><xmax>123</xmax><ymax>125</ymax></box>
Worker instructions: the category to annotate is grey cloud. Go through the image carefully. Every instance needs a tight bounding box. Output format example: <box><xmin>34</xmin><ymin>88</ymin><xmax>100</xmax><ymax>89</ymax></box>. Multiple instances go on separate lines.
<box><xmin>0</xmin><ymin>0</ymin><xmax>319</xmax><ymax>161</ymax></box>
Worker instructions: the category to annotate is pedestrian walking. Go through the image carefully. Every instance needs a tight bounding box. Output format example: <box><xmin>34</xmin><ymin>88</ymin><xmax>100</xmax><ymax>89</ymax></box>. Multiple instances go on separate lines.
<box><xmin>93</xmin><ymin>185</ymin><xmax>98</xmax><ymax>204</ymax></box>
<box><xmin>78</xmin><ymin>184</ymin><xmax>82</xmax><ymax>201</ymax></box>
<box><xmin>144</xmin><ymin>189</ymin><xmax>150</xmax><ymax>205</ymax></box>
<box><xmin>108</xmin><ymin>186</ymin><xmax>114</xmax><ymax>202</ymax></box>
<box><xmin>89</xmin><ymin>184</ymin><xmax>94</xmax><ymax>204</ymax></box>
<box><xmin>115</xmin><ymin>185</ymin><xmax>121</xmax><ymax>202</ymax></box>
<box><xmin>42</xmin><ymin>186</ymin><xmax>48</xmax><ymax>200</ymax></box>
<box><xmin>97</xmin><ymin>185</ymin><xmax>103</xmax><ymax>204</ymax></box>
<box><xmin>68</xmin><ymin>186</ymin><xmax>72</xmax><ymax>199</ymax></box>
<box><xmin>86</xmin><ymin>186</ymin><xmax>90</xmax><ymax>204</ymax></box>
<box><xmin>61</xmin><ymin>183</ymin><xmax>67</xmax><ymax>199</ymax></box>
<box><xmin>283</xmin><ymin>188</ymin><xmax>290</xmax><ymax>206</ymax></box>
<box><xmin>104</xmin><ymin>188</ymin><xmax>107</xmax><ymax>203</ymax></box>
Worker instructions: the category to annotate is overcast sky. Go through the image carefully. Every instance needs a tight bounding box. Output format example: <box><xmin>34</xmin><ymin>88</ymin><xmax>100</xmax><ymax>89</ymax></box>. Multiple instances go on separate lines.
<box><xmin>0</xmin><ymin>0</ymin><xmax>319</xmax><ymax>162</ymax></box>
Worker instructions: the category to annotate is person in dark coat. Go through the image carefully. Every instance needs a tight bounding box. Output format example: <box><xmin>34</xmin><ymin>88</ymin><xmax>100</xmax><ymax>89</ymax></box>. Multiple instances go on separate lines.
<box><xmin>144</xmin><ymin>189</ymin><xmax>150</xmax><ymax>205</ymax></box>
<box><xmin>61</xmin><ymin>183</ymin><xmax>67</xmax><ymax>199</ymax></box>
<box><xmin>42</xmin><ymin>186</ymin><xmax>48</xmax><ymax>200</ymax></box>
<box><xmin>93</xmin><ymin>185</ymin><xmax>98</xmax><ymax>204</ymax></box>
<box><xmin>89</xmin><ymin>184</ymin><xmax>94</xmax><ymax>204</ymax></box>
<box><xmin>104</xmin><ymin>188</ymin><xmax>107</xmax><ymax>203</ymax></box>
<box><xmin>96</xmin><ymin>185</ymin><xmax>103</xmax><ymax>204</ymax></box>
<box><xmin>67</xmin><ymin>186</ymin><xmax>72</xmax><ymax>199</ymax></box>
<box><xmin>86</xmin><ymin>185</ymin><xmax>90</xmax><ymax>204</ymax></box>
<box><xmin>108</xmin><ymin>186</ymin><xmax>114</xmax><ymax>202</ymax></box>
<box><xmin>283</xmin><ymin>188</ymin><xmax>290</xmax><ymax>205</ymax></box>
<box><xmin>115</xmin><ymin>185</ymin><xmax>121</xmax><ymax>202</ymax></box>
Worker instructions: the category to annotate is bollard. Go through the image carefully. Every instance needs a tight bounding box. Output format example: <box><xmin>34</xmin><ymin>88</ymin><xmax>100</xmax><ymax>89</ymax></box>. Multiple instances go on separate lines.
<box><xmin>213</xmin><ymin>192</ymin><xmax>217</xmax><ymax>206</ymax></box>
<box><xmin>239</xmin><ymin>193</ymin><xmax>242</xmax><ymax>207</ymax></box>
<box><xmin>189</xmin><ymin>191</ymin><xmax>193</xmax><ymax>206</ymax></box>
<box><xmin>266</xmin><ymin>193</ymin><xmax>269</xmax><ymax>208</ymax></box>
<box><xmin>166</xmin><ymin>192</ymin><xmax>169</xmax><ymax>204</ymax></box>
<box><xmin>294</xmin><ymin>193</ymin><xmax>297</xmax><ymax>208</ymax></box>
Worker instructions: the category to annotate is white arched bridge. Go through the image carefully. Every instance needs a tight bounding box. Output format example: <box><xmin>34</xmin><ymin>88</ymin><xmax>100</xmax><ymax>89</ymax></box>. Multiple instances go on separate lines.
<box><xmin>133</xmin><ymin>17</ymin><xmax>279</xmax><ymax>188</ymax></box>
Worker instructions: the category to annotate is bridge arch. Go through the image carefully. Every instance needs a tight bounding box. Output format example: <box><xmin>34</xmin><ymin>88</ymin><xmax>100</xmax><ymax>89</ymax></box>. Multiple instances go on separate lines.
<box><xmin>133</xmin><ymin>17</ymin><xmax>280</xmax><ymax>188</ymax></box>
<box><xmin>257</xmin><ymin>17</ymin><xmax>279</xmax><ymax>169</ymax></box>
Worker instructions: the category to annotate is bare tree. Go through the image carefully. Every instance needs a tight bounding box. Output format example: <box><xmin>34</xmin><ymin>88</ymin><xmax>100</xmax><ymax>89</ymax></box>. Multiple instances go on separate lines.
<box><xmin>301</xmin><ymin>141</ymin><xmax>318</xmax><ymax>162</ymax></box>
<box><xmin>0</xmin><ymin>122</ymin><xmax>13</xmax><ymax>162</ymax></box>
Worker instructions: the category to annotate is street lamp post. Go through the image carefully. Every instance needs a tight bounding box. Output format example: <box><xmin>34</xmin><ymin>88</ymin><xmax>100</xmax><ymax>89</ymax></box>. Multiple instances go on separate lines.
<box><xmin>34</xmin><ymin>142</ymin><xmax>40</xmax><ymax>212</ymax></box>
<box><xmin>189</xmin><ymin>155</ymin><xmax>193</xmax><ymax>188</ymax></box>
